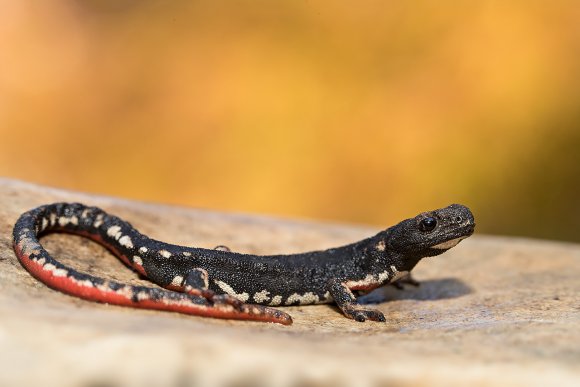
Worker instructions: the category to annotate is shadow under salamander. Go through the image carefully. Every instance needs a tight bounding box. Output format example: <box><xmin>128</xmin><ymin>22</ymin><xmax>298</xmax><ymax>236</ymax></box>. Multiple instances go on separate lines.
<box><xmin>358</xmin><ymin>278</ymin><xmax>472</xmax><ymax>305</ymax></box>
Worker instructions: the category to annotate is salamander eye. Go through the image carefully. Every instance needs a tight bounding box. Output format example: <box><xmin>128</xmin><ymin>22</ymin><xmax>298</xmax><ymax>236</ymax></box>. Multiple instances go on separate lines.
<box><xmin>419</xmin><ymin>217</ymin><xmax>437</xmax><ymax>232</ymax></box>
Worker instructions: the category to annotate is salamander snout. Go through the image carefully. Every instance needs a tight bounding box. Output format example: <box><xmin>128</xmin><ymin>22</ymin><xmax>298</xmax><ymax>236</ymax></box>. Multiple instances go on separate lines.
<box><xmin>445</xmin><ymin>204</ymin><xmax>475</xmax><ymax>232</ymax></box>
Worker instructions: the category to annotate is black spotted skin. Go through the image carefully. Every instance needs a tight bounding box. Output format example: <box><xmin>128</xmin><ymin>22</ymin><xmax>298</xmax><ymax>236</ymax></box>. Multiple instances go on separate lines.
<box><xmin>12</xmin><ymin>202</ymin><xmax>475</xmax><ymax>324</ymax></box>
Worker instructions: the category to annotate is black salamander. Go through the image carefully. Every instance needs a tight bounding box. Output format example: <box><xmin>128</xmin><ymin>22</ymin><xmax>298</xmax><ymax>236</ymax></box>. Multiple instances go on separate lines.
<box><xmin>13</xmin><ymin>203</ymin><xmax>475</xmax><ymax>324</ymax></box>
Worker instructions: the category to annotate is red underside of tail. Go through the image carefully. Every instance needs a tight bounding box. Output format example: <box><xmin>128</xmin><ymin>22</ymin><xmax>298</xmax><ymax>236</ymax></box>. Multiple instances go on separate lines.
<box><xmin>14</xmin><ymin>243</ymin><xmax>292</xmax><ymax>325</ymax></box>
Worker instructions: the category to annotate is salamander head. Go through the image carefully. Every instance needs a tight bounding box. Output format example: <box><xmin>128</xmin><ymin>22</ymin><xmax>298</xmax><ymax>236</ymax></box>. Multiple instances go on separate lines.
<box><xmin>386</xmin><ymin>204</ymin><xmax>475</xmax><ymax>265</ymax></box>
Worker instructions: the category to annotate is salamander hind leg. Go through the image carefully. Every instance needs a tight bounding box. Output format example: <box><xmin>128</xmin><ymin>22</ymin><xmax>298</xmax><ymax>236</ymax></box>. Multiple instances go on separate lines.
<box><xmin>327</xmin><ymin>279</ymin><xmax>386</xmax><ymax>322</ymax></box>
<box><xmin>183</xmin><ymin>268</ymin><xmax>243</xmax><ymax>309</ymax></box>
<box><xmin>173</xmin><ymin>268</ymin><xmax>292</xmax><ymax>324</ymax></box>
<box><xmin>183</xmin><ymin>268</ymin><xmax>292</xmax><ymax>324</ymax></box>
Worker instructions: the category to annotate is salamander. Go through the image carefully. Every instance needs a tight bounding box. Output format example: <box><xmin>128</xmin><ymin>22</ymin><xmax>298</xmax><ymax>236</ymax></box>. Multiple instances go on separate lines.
<box><xmin>12</xmin><ymin>202</ymin><xmax>475</xmax><ymax>325</ymax></box>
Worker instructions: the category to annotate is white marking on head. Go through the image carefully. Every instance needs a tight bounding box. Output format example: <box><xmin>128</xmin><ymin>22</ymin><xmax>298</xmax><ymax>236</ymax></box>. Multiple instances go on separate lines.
<box><xmin>118</xmin><ymin>235</ymin><xmax>134</xmax><ymax>249</ymax></box>
<box><xmin>171</xmin><ymin>275</ymin><xmax>184</xmax><ymax>287</ymax></box>
<box><xmin>132</xmin><ymin>256</ymin><xmax>143</xmax><ymax>265</ymax></box>
<box><xmin>159</xmin><ymin>250</ymin><xmax>172</xmax><ymax>258</ymax></box>
<box><xmin>269</xmin><ymin>295</ymin><xmax>283</xmax><ymax>306</ymax></box>
<box><xmin>253</xmin><ymin>290</ymin><xmax>271</xmax><ymax>303</ymax></box>
<box><xmin>431</xmin><ymin>237</ymin><xmax>464</xmax><ymax>250</ymax></box>
<box><xmin>214</xmin><ymin>280</ymin><xmax>249</xmax><ymax>302</ymax></box>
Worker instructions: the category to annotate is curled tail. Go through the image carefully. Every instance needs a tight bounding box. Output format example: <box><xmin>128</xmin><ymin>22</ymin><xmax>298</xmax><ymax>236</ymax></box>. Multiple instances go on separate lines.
<box><xmin>12</xmin><ymin>203</ymin><xmax>292</xmax><ymax>325</ymax></box>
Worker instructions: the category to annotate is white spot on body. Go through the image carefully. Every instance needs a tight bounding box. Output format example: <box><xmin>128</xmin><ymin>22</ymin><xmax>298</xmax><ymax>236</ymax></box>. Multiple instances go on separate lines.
<box><xmin>132</xmin><ymin>256</ymin><xmax>143</xmax><ymax>265</ymax></box>
<box><xmin>136</xmin><ymin>291</ymin><xmax>149</xmax><ymax>301</ymax></box>
<box><xmin>285</xmin><ymin>292</ymin><xmax>319</xmax><ymax>305</ymax></box>
<box><xmin>269</xmin><ymin>295</ymin><xmax>283</xmax><ymax>306</ymax></box>
<box><xmin>346</xmin><ymin>269</ymin><xmax>391</xmax><ymax>289</ymax></box>
<box><xmin>57</xmin><ymin>216</ymin><xmax>78</xmax><ymax>226</ymax></box>
<box><xmin>112</xmin><ymin>285</ymin><xmax>134</xmax><ymax>299</ymax></box>
<box><xmin>38</xmin><ymin>260</ymin><xmax>68</xmax><ymax>277</ymax></box>
<box><xmin>93</xmin><ymin>282</ymin><xmax>134</xmax><ymax>299</ymax></box>
<box><xmin>52</xmin><ymin>268</ymin><xmax>68</xmax><ymax>277</ymax></box>
<box><xmin>375</xmin><ymin>240</ymin><xmax>386</xmax><ymax>251</ymax></box>
<box><xmin>171</xmin><ymin>276</ymin><xmax>184</xmax><ymax>287</ymax></box>
<box><xmin>253</xmin><ymin>290</ymin><xmax>271</xmax><ymax>303</ymax></box>
<box><xmin>159</xmin><ymin>250</ymin><xmax>172</xmax><ymax>258</ymax></box>
<box><xmin>93</xmin><ymin>214</ymin><xmax>104</xmax><ymax>228</ymax></box>
<box><xmin>41</xmin><ymin>218</ymin><xmax>48</xmax><ymax>231</ymax></box>
<box><xmin>139</xmin><ymin>247</ymin><xmax>148</xmax><ymax>253</ymax></box>
<box><xmin>81</xmin><ymin>209</ymin><xmax>90</xmax><ymax>218</ymax></box>
<box><xmin>68</xmin><ymin>276</ymin><xmax>94</xmax><ymax>288</ymax></box>
<box><xmin>182</xmin><ymin>251</ymin><xmax>191</xmax><ymax>257</ymax></box>
<box><xmin>345</xmin><ymin>274</ymin><xmax>375</xmax><ymax>288</ymax></box>
<box><xmin>49</xmin><ymin>213</ymin><xmax>57</xmax><ymax>226</ymax></box>
<box><xmin>214</xmin><ymin>280</ymin><xmax>249</xmax><ymax>302</ymax></box>
<box><xmin>118</xmin><ymin>235</ymin><xmax>134</xmax><ymax>249</ymax></box>
<box><xmin>107</xmin><ymin>225</ymin><xmax>122</xmax><ymax>240</ymax></box>
<box><xmin>377</xmin><ymin>270</ymin><xmax>390</xmax><ymax>283</ymax></box>
<box><xmin>74</xmin><ymin>278</ymin><xmax>94</xmax><ymax>288</ymax></box>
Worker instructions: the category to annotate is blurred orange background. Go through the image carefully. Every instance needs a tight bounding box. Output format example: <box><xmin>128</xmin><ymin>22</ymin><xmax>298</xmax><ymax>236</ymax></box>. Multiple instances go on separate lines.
<box><xmin>1</xmin><ymin>1</ymin><xmax>579</xmax><ymax>242</ymax></box>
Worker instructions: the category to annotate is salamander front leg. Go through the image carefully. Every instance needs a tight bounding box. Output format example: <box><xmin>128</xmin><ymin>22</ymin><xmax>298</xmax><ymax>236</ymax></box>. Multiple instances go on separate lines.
<box><xmin>183</xmin><ymin>268</ymin><xmax>242</xmax><ymax>309</ymax></box>
<box><xmin>327</xmin><ymin>279</ymin><xmax>386</xmax><ymax>322</ymax></box>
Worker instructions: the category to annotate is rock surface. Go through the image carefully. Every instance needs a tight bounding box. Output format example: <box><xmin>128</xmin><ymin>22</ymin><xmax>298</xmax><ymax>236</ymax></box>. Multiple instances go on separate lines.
<box><xmin>0</xmin><ymin>178</ymin><xmax>578</xmax><ymax>387</ymax></box>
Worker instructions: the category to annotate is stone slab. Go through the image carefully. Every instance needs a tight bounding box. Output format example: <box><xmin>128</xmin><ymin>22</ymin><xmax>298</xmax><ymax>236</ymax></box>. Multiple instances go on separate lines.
<box><xmin>0</xmin><ymin>178</ymin><xmax>578</xmax><ymax>386</ymax></box>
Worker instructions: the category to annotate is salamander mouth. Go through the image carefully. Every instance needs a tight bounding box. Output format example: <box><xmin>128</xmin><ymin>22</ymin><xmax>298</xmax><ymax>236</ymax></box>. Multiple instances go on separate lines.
<box><xmin>431</xmin><ymin>236</ymin><xmax>466</xmax><ymax>250</ymax></box>
<box><xmin>429</xmin><ymin>224</ymin><xmax>475</xmax><ymax>250</ymax></box>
